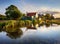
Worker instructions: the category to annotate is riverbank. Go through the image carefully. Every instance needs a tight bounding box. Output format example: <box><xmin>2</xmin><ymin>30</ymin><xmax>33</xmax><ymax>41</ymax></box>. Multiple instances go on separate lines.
<box><xmin>0</xmin><ymin>19</ymin><xmax>60</xmax><ymax>33</ymax></box>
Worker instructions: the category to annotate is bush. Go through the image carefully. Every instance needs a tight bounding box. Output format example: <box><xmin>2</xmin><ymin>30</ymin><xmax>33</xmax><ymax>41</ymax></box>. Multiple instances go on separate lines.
<box><xmin>18</xmin><ymin>20</ymin><xmax>25</xmax><ymax>27</ymax></box>
<box><xmin>0</xmin><ymin>22</ymin><xmax>6</xmax><ymax>29</ymax></box>
<box><xmin>3</xmin><ymin>20</ymin><xmax>18</xmax><ymax>32</ymax></box>
<box><xmin>32</xmin><ymin>19</ymin><xmax>37</xmax><ymax>26</ymax></box>
<box><xmin>25</xmin><ymin>20</ymin><xmax>32</xmax><ymax>27</ymax></box>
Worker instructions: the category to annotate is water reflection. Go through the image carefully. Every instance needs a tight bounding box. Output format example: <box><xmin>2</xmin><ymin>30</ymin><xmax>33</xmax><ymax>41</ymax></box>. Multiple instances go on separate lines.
<box><xmin>6</xmin><ymin>28</ymin><xmax>23</xmax><ymax>39</ymax></box>
<box><xmin>0</xmin><ymin>28</ymin><xmax>23</xmax><ymax>39</ymax></box>
<box><xmin>26</xmin><ymin>22</ymin><xmax>53</xmax><ymax>29</ymax></box>
<box><xmin>0</xmin><ymin>29</ymin><xmax>3</xmax><ymax>32</ymax></box>
<box><xmin>0</xmin><ymin>22</ymin><xmax>60</xmax><ymax>44</ymax></box>
<box><xmin>0</xmin><ymin>22</ymin><xmax>59</xmax><ymax>39</ymax></box>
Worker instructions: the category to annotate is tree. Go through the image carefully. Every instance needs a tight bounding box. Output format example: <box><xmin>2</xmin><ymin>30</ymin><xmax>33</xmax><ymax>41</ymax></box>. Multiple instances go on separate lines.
<box><xmin>18</xmin><ymin>20</ymin><xmax>25</xmax><ymax>27</ymax></box>
<box><xmin>6</xmin><ymin>29</ymin><xmax>23</xmax><ymax>39</ymax></box>
<box><xmin>22</xmin><ymin>13</ymin><xmax>26</xmax><ymax>16</ymax></box>
<box><xmin>45</xmin><ymin>13</ymin><xmax>54</xmax><ymax>20</ymax></box>
<box><xmin>50</xmin><ymin>15</ymin><xmax>54</xmax><ymax>19</ymax></box>
<box><xmin>44</xmin><ymin>13</ymin><xmax>51</xmax><ymax>20</ymax></box>
<box><xmin>5</xmin><ymin>5</ymin><xmax>23</xmax><ymax>20</ymax></box>
<box><xmin>25</xmin><ymin>20</ymin><xmax>32</xmax><ymax>27</ymax></box>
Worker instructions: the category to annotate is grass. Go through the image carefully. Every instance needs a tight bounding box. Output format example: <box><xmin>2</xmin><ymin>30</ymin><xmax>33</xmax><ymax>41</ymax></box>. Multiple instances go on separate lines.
<box><xmin>51</xmin><ymin>19</ymin><xmax>60</xmax><ymax>25</ymax></box>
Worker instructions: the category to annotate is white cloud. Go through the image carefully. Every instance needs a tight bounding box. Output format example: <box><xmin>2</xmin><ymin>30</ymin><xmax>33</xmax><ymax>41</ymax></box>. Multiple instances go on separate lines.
<box><xmin>21</xmin><ymin>4</ymin><xmax>60</xmax><ymax>13</ymax></box>
<box><xmin>20</xmin><ymin>0</ymin><xmax>60</xmax><ymax>13</ymax></box>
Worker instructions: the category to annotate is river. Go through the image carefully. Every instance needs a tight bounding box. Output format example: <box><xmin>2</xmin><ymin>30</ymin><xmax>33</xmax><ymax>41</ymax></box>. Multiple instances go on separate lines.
<box><xmin>0</xmin><ymin>25</ymin><xmax>60</xmax><ymax>44</ymax></box>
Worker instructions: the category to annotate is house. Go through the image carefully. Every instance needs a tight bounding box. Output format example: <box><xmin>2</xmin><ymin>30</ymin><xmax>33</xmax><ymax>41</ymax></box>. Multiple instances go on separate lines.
<box><xmin>21</xmin><ymin>12</ymin><xmax>37</xmax><ymax>21</ymax></box>
<box><xmin>26</xmin><ymin>12</ymin><xmax>38</xmax><ymax>19</ymax></box>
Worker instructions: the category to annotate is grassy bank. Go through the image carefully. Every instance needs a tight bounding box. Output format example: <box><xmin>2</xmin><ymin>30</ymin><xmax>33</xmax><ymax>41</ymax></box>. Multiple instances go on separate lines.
<box><xmin>0</xmin><ymin>19</ymin><xmax>60</xmax><ymax>32</ymax></box>
<box><xmin>51</xmin><ymin>19</ymin><xmax>60</xmax><ymax>25</ymax></box>
<box><xmin>0</xmin><ymin>20</ymin><xmax>32</xmax><ymax>32</ymax></box>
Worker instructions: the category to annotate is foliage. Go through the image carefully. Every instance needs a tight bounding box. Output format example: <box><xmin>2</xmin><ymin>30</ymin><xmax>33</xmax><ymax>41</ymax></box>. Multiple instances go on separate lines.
<box><xmin>25</xmin><ymin>20</ymin><xmax>32</xmax><ymax>27</ymax></box>
<box><xmin>6</xmin><ymin>28</ymin><xmax>23</xmax><ymax>39</ymax></box>
<box><xmin>3</xmin><ymin>20</ymin><xmax>19</xmax><ymax>32</ymax></box>
<box><xmin>0</xmin><ymin>14</ymin><xmax>7</xmax><ymax>20</ymax></box>
<box><xmin>22</xmin><ymin>13</ymin><xmax>26</xmax><ymax>16</ymax></box>
<box><xmin>5</xmin><ymin>5</ymin><xmax>23</xmax><ymax>20</ymax></box>
<box><xmin>0</xmin><ymin>22</ymin><xmax>6</xmax><ymax>29</ymax></box>
<box><xmin>18</xmin><ymin>20</ymin><xmax>25</xmax><ymax>27</ymax></box>
<box><xmin>32</xmin><ymin>19</ymin><xmax>37</xmax><ymax>25</ymax></box>
<box><xmin>44</xmin><ymin>13</ymin><xmax>54</xmax><ymax>20</ymax></box>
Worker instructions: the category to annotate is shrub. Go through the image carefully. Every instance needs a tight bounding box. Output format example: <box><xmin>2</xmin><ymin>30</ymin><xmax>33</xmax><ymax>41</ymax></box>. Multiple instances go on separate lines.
<box><xmin>25</xmin><ymin>20</ymin><xmax>32</xmax><ymax>27</ymax></box>
<box><xmin>0</xmin><ymin>22</ymin><xmax>6</xmax><ymax>29</ymax></box>
<box><xmin>18</xmin><ymin>20</ymin><xmax>25</xmax><ymax>27</ymax></box>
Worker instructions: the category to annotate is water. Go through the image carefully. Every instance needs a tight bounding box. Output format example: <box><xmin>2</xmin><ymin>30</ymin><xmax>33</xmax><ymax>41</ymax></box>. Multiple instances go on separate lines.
<box><xmin>0</xmin><ymin>25</ymin><xmax>60</xmax><ymax>44</ymax></box>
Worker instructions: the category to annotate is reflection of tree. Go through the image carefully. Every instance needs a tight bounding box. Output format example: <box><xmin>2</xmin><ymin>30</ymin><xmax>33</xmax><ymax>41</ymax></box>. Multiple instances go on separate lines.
<box><xmin>45</xmin><ymin>23</ymin><xmax>51</xmax><ymax>27</ymax></box>
<box><xmin>25</xmin><ymin>20</ymin><xmax>32</xmax><ymax>27</ymax></box>
<box><xmin>0</xmin><ymin>29</ymin><xmax>3</xmax><ymax>32</ymax></box>
<box><xmin>6</xmin><ymin>29</ymin><xmax>23</xmax><ymax>39</ymax></box>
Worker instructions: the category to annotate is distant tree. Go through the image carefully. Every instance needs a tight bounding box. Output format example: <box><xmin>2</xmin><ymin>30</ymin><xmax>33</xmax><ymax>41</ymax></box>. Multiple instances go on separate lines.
<box><xmin>50</xmin><ymin>15</ymin><xmax>54</xmax><ymax>19</ymax></box>
<box><xmin>44</xmin><ymin>13</ymin><xmax>51</xmax><ymax>20</ymax></box>
<box><xmin>23</xmin><ymin>13</ymin><xmax>26</xmax><ymax>16</ymax></box>
<box><xmin>0</xmin><ymin>14</ymin><xmax>7</xmax><ymax>20</ymax></box>
<box><xmin>5</xmin><ymin>5</ymin><xmax>23</xmax><ymax>20</ymax></box>
<box><xmin>45</xmin><ymin>13</ymin><xmax>54</xmax><ymax>20</ymax></box>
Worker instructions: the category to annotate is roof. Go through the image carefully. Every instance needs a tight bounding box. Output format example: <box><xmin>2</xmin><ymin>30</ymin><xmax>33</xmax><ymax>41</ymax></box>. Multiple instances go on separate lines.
<box><xmin>27</xmin><ymin>12</ymin><xmax>36</xmax><ymax>16</ymax></box>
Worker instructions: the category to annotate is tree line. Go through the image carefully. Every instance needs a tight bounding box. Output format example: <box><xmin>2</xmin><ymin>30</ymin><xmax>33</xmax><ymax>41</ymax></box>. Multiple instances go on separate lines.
<box><xmin>0</xmin><ymin>5</ymin><xmax>55</xmax><ymax>20</ymax></box>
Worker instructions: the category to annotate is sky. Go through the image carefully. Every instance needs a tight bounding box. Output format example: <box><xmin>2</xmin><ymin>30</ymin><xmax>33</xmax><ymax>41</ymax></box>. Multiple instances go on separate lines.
<box><xmin>0</xmin><ymin>0</ymin><xmax>60</xmax><ymax>15</ymax></box>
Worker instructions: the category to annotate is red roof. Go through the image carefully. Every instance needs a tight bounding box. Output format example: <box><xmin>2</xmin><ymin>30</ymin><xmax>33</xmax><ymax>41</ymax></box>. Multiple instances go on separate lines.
<box><xmin>27</xmin><ymin>12</ymin><xmax>36</xmax><ymax>16</ymax></box>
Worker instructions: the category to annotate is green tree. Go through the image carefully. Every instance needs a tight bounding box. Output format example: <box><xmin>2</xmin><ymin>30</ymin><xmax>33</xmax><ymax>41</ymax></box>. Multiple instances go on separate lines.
<box><xmin>18</xmin><ymin>20</ymin><xmax>25</xmax><ymax>27</ymax></box>
<box><xmin>44</xmin><ymin>13</ymin><xmax>51</xmax><ymax>20</ymax></box>
<box><xmin>25</xmin><ymin>20</ymin><xmax>32</xmax><ymax>27</ymax></box>
<box><xmin>23</xmin><ymin>13</ymin><xmax>26</xmax><ymax>16</ymax></box>
<box><xmin>5</xmin><ymin>5</ymin><xmax>23</xmax><ymax>20</ymax></box>
<box><xmin>45</xmin><ymin>13</ymin><xmax>54</xmax><ymax>20</ymax></box>
<box><xmin>50</xmin><ymin>15</ymin><xmax>54</xmax><ymax>19</ymax></box>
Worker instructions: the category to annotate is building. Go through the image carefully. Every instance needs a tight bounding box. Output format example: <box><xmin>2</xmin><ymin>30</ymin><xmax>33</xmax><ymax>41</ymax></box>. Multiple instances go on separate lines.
<box><xmin>26</xmin><ymin>12</ymin><xmax>38</xmax><ymax>19</ymax></box>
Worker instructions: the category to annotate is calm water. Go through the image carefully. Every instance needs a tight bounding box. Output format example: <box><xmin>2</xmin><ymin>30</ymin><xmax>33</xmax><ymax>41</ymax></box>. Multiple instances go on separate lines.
<box><xmin>0</xmin><ymin>25</ymin><xmax>60</xmax><ymax>44</ymax></box>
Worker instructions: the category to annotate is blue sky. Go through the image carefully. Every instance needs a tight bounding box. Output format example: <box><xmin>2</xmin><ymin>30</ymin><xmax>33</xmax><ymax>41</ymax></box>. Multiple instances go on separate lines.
<box><xmin>0</xmin><ymin>0</ymin><xmax>60</xmax><ymax>14</ymax></box>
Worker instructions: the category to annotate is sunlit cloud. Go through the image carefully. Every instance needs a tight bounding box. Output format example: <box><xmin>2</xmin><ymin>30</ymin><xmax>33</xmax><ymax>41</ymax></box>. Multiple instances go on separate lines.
<box><xmin>21</xmin><ymin>3</ymin><xmax>60</xmax><ymax>13</ymax></box>
<box><xmin>20</xmin><ymin>0</ymin><xmax>60</xmax><ymax>13</ymax></box>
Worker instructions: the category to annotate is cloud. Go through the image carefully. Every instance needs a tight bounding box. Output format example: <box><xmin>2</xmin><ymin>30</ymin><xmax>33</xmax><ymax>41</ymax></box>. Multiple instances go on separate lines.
<box><xmin>21</xmin><ymin>3</ymin><xmax>60</xmax><ymax>13</ymax></box>
<box><xmin>20</xmin><ymin>0</ymin><xmax>60</xmax><ymax>13</ymax></box>
<box><xmin>21</xmin><ymin>0</ymin><xmax>60</xmax><ymax>12</ymax></box>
